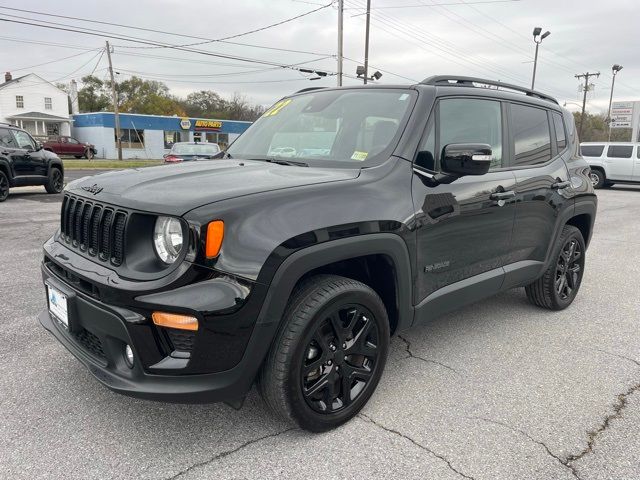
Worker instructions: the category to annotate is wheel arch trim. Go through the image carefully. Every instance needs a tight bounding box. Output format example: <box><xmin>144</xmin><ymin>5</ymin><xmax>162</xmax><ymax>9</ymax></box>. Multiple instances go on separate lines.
<box><xmin>255</xmin><ymin>233</ymin><xmax>415</xmax><ymax>333</ymax></box>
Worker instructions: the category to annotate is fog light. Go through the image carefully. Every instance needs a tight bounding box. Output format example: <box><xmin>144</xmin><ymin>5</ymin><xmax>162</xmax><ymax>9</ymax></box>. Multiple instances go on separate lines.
<box><xmin>124</xmin><ymin>344</ymin><xmax>134</xmax><ymax>368</ymax></box>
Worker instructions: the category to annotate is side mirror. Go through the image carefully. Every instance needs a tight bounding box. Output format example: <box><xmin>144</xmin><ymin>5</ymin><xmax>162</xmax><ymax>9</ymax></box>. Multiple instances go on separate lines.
<box><xmin>441</xmin><ymin>143</ymin><xmax>492</xmax><ymax>176</ymax></box>
<box><xmin>163</xmin><ymin>153</ymin><xmax>169</xmax><ymax>159</ymax></box>
<box><xmin>35</xmin><ymin>141</ymin><xmax>43</xmax><ymax>151</ymax></box>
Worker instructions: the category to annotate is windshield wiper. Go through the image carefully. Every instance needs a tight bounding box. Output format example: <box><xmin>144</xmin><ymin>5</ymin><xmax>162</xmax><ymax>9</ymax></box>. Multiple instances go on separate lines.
<box><xmin>250</xmin><ymin>157</ymin><xmax>308</xmax><ymax>167</ymax></box>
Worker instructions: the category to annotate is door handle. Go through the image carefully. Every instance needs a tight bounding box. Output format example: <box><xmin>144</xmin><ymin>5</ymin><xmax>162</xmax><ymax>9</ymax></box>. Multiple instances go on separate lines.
<box><xmin>490</xmin><ymin>190</ymin><xmax>516</xmax><ymax>200</ymax></box>
<box><xmin>551</xmin><ymin>180</ymin><xmax>571</xmax><ymax>189</ymax></box>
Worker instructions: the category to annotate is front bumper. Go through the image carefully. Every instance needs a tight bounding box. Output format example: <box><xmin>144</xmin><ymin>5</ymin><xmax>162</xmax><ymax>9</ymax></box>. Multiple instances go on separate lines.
<box><xmin>39</xmin><ymin>254</ymin><xmax>275</xmax><ymax>404</ymax></box>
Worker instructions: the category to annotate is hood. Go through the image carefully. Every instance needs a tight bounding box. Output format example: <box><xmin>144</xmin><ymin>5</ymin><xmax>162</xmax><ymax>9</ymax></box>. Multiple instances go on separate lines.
<box><xmin>66</xmin><ymin>159</ymin><xmax>360</xmax><ymax>216</ymax></box>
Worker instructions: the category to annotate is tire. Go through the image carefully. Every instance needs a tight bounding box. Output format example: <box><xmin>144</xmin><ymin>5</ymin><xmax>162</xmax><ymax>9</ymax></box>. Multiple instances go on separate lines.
<box><xmin>589</xmin><ymin>169</ymin><xmax>605</xmax><ymax>189</ymax></box>
<box><xmin>525</xmin><ymin>225</ymin><xmax>586</xmax><ymax>310</ymax></box>
<box><xmin>0</xmin><ymin>170</ymin><xmax>9</xmax><ymax>202</ymax></box>
<box><xmin>45</xmin><ymin>167</ymin><xmax>64</xmax><ymax>194</ymax></box>
<box><xmin>259</xmin><ymin>274</ymin><xmax>390</xmax><ymax>432</ymax></box>
<box><xmin>74</xmin><ymin>155</ymin><xmax>83</xmax><ymax>159</ymax></box>
<box><xmin>84</xmin><ymin>149</ymin><xmax>94</xmax><ymax>160</ymax></box>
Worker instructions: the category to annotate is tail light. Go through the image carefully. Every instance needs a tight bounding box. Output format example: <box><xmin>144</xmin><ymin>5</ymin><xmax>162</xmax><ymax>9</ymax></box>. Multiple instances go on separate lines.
<box><xmin>164</xmin><ymin>155</ymin><xmax>183</xmax><ymax>163</ymax></box>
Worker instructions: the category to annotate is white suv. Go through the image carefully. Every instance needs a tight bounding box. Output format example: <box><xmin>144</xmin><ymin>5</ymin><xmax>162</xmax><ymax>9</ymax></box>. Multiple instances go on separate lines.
<box><xmin>581</xmin><ymin>142</ymin><xmax>640</xmax><ymax>188</ymax></box>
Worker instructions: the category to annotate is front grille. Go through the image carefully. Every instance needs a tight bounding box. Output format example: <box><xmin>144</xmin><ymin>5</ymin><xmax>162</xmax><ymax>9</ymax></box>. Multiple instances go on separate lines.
<box><xmin>73</xmin><ymin>327</ymin><xmax>107</xmax><ymax>361</ymax></box>
<box><xmin>61</xmin><ymin>195</ymin><xmax>128</xmax><ymax>266</ymax></box>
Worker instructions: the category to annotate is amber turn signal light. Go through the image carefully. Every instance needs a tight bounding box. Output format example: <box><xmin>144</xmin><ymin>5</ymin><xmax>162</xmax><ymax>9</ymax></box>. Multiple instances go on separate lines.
<box><xmin>152</xmin><ymin>312</ymin><xmax>199</xmax><ymax>331</ymax></box>
<box><xmin>206</xmin><ymin>220</ymin><xmax>224</xmax><ymax>258</ymax></box>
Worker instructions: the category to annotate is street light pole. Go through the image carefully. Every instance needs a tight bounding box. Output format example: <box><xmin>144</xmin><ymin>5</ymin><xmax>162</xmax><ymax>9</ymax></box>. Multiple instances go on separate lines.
<box><xmin>531</xmin><ymin>27</ymin><xmax>550</xmax><ymax>90</ymax></box>
<box><xmin>607</xmin><ymin>64</ymin><xmax>623</xmax><ymax>141</ymax></box>
<box><xmin>363</xmin><ymin>0</ymin><xmax>371</xmax><ymax>85</ymax></box>
<box><xmin>337</xmin><ymin>0</ymin><xmax>343</xmax><ymax>87</ymax></box>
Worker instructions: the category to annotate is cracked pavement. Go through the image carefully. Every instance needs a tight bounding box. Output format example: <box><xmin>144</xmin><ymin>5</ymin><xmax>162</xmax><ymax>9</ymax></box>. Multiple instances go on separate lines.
<box><xmin>1</xmin><ymin>184</ymin><xmax>639</xmax><ymax>479</ymax></box>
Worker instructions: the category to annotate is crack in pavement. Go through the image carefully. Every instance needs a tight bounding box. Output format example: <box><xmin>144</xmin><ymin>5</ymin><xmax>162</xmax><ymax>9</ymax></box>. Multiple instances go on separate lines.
<box><xmin>595</xmin><ymin>349</ymin><xmax>640</xmax><ymax>368</ymax></box>
<box><xmin>165</xmin><ymin>427</ymin><xmax>296</xmax><ymax>480</ymax></box>
<box><xmin>471</xmin><ymin>416</ymin><xmax>582</xmax><ymax>480</ymax></box>
<box><xmin>396</xmin><ymin>335</ymin><xmax>461</xmax><ymax>375</ymax></box>
<box><xmin>566</xmin><ymin>376</ymin><xmax>640</xmax><ymax>463</ymax></box>
<box><xmin>359</xmin><ymin>413</ymin><xmax>475</xmax><ymax>479</ymax></box>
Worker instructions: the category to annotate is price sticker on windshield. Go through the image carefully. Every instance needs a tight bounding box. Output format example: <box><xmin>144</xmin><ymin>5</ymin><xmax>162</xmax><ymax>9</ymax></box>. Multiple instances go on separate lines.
<box><xmin>263</xmin><ymin>99</ymin><xmax>292</xmax><ymax>117</ymax></box>
<box><xmin>351</xmin><ymin>151</ymin><xmax>368</xmax><ymax>161</ymax></box>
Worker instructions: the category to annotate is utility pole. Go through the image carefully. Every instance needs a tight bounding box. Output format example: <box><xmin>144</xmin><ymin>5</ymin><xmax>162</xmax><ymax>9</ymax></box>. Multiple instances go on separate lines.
<box><xmin>106</xmin><ymin>41</ymin><xmax>122</xmax><ymax>161</ymax></box>
<box><xmin>575</xmin><ymin>71</ymin><xmax>600</xmax><ymax>140</ymax></box>
<box><xmin>337</xmin><ymin>0</ymin><xmax>343</xmax><ymax>86</ymax></box>
<box><xmin>363</xmin><ymin>0</ymin><xmax>371</xmax><ymax>85</ymax></box>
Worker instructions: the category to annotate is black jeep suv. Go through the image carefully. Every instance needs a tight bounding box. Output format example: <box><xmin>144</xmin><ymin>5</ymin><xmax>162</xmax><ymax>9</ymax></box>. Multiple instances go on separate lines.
<box><xmin>0</xmin><ymin>123</ymin><xmax>64</xmax><ymax>201</ymax></box>
<box><xmin>39</xmin><ymin>76</ymin><xmax>597</xmax><ymax>432</ymax></box>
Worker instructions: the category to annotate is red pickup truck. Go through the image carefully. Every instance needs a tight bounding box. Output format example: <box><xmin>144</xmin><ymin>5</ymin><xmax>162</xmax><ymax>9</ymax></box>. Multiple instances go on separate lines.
<box><xmin>43</xmin><ymin>136</ymin><xmax>97</xmax><ymax>159</ymax></box>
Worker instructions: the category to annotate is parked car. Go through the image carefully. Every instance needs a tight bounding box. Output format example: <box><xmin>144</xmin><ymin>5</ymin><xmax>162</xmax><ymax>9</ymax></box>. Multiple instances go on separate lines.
<box><xmin>0</xmin><ymin>123</ymin><xmax>64</xmax><ymax>202</ymax></box>
<box><xmin>39</xmin><ymin>76</ymin><xmax>596</xmax><ymax>432</ymax></box>
<box><xmin>163</xmin><ymin>142</ymin><xmax>221</xmax><ymax>163</ymax></box>
<box><xmin>580</xmin><ymin>142</ymin><xmax>640</xmax><ymax>188</ymax></box>
<box><xmin>43</xmin><ymin>135</ymin><xmax>97</xmax><ymax>159</ymax></box>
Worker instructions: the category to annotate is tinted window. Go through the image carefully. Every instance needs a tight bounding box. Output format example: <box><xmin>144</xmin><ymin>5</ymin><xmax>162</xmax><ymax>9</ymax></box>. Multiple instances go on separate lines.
<box><xmin>0</xmin><ymin>128</ymin><xmax>16</xmax><ymax>148</ymax></box>
<box><xmin>607</xmin><ymin>145</ymin><xmax>633</xmax><ymax>158</ymax></box>
<box><xmin>511</xmin><ymin>104</ymin><xmax>552</xmax><ymax>166</ymax></box>
<box><xmin>552</xmin><ymin>112</ymin><xmax>566</xmax><ymax>150</ymax></box>
<box><xmin>438</xmin><ymin>98</ymin><xmax>503</xmax><ymax>168</ymax></box>
<box><xmin>581</xmin><ymin>145</ymin><xmax>604</xmax><ymax>157</ymax></box>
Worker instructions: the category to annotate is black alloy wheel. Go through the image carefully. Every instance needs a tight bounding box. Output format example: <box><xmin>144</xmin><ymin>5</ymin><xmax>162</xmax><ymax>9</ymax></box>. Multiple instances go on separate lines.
<box><xmin>45</xmin><ymin>168</ymin><xmax>64</xmax><ymax>194</ymax></box>
<box><xmin>259</xmin><ymin>275</ymin><xmax>389</xmax><ymax>432</ymax></box>
<box><xmin>301</xmin><ymin>303</ymin><xmax>380</xmax><ymax>414</ymax></box>
<box><xmin>555</xmin><ymin>237</ymin><xmax>582</xmax><ymax>301</ymax></box>
<box><xmin>525</xmin><ymin>225</ymin><xmax>586</xmax><ymax>310</ymax></box>
<box><xmin>0</xmin><ymin>171</ymin><xmax>9</xmax><ymax>202</ymax></box>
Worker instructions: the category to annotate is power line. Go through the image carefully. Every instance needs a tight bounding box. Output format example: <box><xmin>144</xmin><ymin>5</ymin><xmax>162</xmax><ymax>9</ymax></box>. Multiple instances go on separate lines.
<box><xmin>0</xmin><ymin>15</ymin><xmax>338</xmax><ymax>76</ymax></box>
<box><xmin>345</xmin><ymin>0</ymin><xmax>521</xmax><ymax>10</ymax></box>
<box><xmin>0</xmin><ymin>4</ymin><xmax>333</xmax><ymax>53</ymax></box>
<box><xmin>4</xmin><ymin>48</ymin><xmax>101</xmax><ymax>72</ymax></box>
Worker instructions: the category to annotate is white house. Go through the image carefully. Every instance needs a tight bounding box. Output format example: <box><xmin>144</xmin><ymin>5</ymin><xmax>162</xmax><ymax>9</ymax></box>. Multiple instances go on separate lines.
<box><xmin>0</xmin><ymin>72</ymin><xmax>72</xmax><ymax>139</ymax></box>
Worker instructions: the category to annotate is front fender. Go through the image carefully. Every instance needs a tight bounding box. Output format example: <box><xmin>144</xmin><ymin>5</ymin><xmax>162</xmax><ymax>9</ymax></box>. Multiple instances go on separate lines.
<box><xmin>255</xmin><ymin>233</ymin><xmax>415</xmax><ymax>332</ymax></box>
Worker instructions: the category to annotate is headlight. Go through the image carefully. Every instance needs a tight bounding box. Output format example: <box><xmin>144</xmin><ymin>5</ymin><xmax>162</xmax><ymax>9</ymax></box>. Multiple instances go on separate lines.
<box><xmin>154</xmin><ymin>216</ymin><xmax>183</xmax><ymax>264</ymax></box>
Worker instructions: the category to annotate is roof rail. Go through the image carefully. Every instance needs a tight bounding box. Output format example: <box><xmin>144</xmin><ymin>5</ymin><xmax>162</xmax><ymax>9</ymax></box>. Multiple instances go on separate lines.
<box><xmin>294</xmin><ymin>87</ymin><xmax>327</xmax><ymax>94</ymax></box>
<box><xmin>421</xmin><ymin>75</ymin><xmax>558</xmax><ymax>105</ymax></box>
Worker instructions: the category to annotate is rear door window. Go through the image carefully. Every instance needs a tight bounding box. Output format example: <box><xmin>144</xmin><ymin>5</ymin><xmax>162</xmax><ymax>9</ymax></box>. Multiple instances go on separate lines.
<box><xmin>581</xmin><ymin>145</ymin><xmax>604</xmax><ymax>157</ymax></box>
<box><xmin>607</xmin><ymin>145</ymin><xmax>633</xmax><ymax>158</ymax></box>
<box><xmin>510</xmin><ymin>103</ymin><xmax>552</xmax><ymax>166</ymax></box>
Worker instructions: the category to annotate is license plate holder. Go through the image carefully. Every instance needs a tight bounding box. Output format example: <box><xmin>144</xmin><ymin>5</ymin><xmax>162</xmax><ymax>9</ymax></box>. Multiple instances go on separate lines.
<box><xmin>46</xmin><ymin>280</ymin><xmax>77</xmax><ymax>332</ymax></box>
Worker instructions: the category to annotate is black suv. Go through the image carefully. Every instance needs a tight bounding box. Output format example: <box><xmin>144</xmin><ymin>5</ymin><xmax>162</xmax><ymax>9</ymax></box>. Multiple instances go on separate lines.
<box><xmin>39</xmin><ymin>76</ymin><xmax>597</xmax><ymax>432</ymax></box>
<box><xmin>0</xmin><ymin>123</ymin><xmax>64</xmax><ymax>201</ymax></box>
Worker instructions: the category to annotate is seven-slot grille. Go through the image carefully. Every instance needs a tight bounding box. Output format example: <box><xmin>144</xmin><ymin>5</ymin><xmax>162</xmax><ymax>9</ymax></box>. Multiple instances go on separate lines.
<box><xmin>61</xmin><ymin>195</ymin><xmax>128</xmax><ymax>266</ymax></box>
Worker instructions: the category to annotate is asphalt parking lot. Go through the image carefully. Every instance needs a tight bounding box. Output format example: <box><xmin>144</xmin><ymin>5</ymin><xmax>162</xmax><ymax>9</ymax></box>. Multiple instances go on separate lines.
<box><xmin>1</xmin><ymin>181</ymin><xmax>639</xmax><ymax>480</ymax></box>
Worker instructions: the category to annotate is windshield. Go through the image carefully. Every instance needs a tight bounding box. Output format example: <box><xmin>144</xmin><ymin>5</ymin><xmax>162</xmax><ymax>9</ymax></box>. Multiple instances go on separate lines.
<box><xmin>171</xmin><ymin>143</ymin><xmax>220</xmax><ymax>155</ymax></box>
<box><xmin>227</xmin><ymin>89</ymin><xmax>416</xmax><ymax>166</ymax></box>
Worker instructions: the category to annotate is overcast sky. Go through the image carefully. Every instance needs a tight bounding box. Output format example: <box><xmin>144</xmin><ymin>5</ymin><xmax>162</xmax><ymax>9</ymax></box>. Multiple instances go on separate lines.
<box><xmin>0</xmin><ymin>0</ymin><xmax>637</xmax><ymax>113</ymax></box>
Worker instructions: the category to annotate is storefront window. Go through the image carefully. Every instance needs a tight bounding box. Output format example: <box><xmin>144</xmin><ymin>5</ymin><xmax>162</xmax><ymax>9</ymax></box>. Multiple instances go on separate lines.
<box><xmin>204</xmin><ymin>132</ymin><xmax>229</xmax><ymax>150</ymax></box>
<box><xmin>164</xmin><ymin>131</ymin><xmax>181</xmax><ymax>149</ymax></box>
<box><xmin>118</xmin><ymin>129</ymin><xmax>145</xmax><ymax>149</ymax></box>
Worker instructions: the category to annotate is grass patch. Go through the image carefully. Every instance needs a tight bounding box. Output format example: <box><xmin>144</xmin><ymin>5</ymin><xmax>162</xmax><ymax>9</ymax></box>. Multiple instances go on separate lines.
<box><xmin>63</xmin><ymin>159</ymin><xmax>163</xmax><ymax>169</ymax></box>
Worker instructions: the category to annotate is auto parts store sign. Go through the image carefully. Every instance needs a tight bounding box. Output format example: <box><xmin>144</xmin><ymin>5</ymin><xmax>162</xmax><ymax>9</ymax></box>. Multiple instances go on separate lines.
<box><xmin>194</xmin><ymin>120</ymin><xmax>223</xmax><ymax>131</ymax></box>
